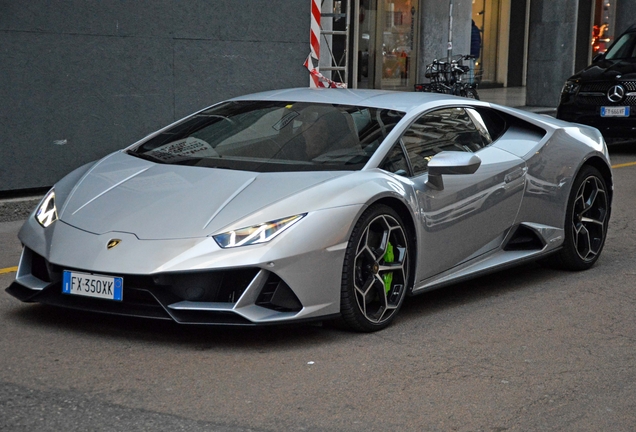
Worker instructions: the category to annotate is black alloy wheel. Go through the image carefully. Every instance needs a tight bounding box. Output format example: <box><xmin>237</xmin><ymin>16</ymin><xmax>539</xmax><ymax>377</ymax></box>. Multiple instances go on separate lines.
<box><xmin>552</xmin><ymin>165</ymin><xmax>609</xmax><ymax>270</ymax></box>
<box><xmin>340</xmin><ymin>204</ymin><xmax>410</xmax><ymax>332</ymax></box>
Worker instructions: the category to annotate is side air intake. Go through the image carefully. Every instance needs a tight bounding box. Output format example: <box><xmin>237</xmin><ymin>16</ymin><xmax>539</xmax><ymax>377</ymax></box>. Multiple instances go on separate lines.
<box><xmin>504</xmin><ymin>225</ymin><xmax>546</xmax><ymax>251</ymax></box>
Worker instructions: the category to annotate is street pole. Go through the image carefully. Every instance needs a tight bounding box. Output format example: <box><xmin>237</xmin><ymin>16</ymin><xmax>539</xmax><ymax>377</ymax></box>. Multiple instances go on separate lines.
<box><xmin>447</xmin><ymin>0</ymin><xmax>453</xmax><ymax>63</ymax></box>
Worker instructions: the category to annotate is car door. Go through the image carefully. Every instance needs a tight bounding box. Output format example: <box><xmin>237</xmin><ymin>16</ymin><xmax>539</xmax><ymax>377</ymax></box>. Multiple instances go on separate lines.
<box><xmin>383</xmin><ymin>107</ymin><xmax>527</xmax><ymax>285</ymax></box>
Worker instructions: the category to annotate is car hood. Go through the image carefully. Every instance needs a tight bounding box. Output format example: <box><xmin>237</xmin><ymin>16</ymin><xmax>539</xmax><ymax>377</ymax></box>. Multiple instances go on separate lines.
<box><xmin>59</xmin><ymin>152</ymin><xmax>347</xmax><ymax>240</ymax></box>
<box><xmin>572</xmin><ymin>58</ymin><xmax>636</xmax><ymax>81</ymax></box>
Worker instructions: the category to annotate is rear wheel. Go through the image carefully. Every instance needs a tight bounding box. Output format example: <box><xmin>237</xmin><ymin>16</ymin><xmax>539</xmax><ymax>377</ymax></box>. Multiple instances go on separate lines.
<box><xmin>340</xmin><ymin>204</ymin><xmax>410</xmax><ymax>332</ymax></box>
<box><xmin>461</xmin><ymin>86</ymin><xmax>480</xmax><ymax>100</ymax></box>
<box><xmin>551</xmin><ymin>166</ymin><xmax>609</xmax><ymax>270</ymax></box>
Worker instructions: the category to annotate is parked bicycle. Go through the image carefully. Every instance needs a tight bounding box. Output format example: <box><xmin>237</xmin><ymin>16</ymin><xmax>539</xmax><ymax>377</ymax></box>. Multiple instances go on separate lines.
<box><xmin>415</xmin><ymin>55</ymin><xmax>479</xmax><ymax>100</ymax></box>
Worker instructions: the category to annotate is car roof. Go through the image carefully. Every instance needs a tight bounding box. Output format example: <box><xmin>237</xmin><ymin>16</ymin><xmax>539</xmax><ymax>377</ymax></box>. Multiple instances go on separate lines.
<box><xmin>229</xmin><ymin>88</ymin><xmax>460</xmax><ymax>114</ymax></box>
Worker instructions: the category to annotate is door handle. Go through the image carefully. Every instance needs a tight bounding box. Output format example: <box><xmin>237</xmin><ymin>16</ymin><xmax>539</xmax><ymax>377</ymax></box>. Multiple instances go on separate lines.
<box><xmin>504</xmin><ymin>167</ymin><xmax>527</xmax><ymax>183</ymax></box>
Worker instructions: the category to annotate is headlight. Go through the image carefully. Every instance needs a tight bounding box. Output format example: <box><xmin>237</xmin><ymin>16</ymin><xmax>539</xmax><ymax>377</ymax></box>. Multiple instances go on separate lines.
<box><xmin>213</xmin><ymin>214</ymin><xmax>306</xmax><ymax>249</ymax></box>
<box><xmin>561</xmin><ymin>80</ymin><xmax>579</xmax><ymax>95</ymax></box>
<box><xmin>35</xmin><ymin>188</ymin><xmax>58</xmax><ymax>228</ymax></box>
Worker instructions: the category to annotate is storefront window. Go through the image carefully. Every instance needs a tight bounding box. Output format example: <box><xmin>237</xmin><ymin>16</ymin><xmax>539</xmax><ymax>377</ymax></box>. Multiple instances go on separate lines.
<box><xmin>471</xmin><ymin>0</ymin><xmax>499</xmax><ymax>84</ymax></box>
<box><xmin>380</xmin><ymin>0</ymin><xmax>417</xmax><ymax>89</ymax></box>
<box><xmin>592</xmin><ymin>0</ymin><xmax>616</xmax><ymax>54</ymax></box>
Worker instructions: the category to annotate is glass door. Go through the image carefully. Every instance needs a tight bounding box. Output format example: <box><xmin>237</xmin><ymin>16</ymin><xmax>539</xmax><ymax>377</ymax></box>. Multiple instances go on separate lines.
<box><xmin>354</xmin><ymin>0</ymin><xmax>377</xmax><ymax>89</ymax></box>
<box><xmin>378</xmin><ymin>0</ymin><xmax>418</xmax><ymax>90</ymax></box>
<box><xmin>353</xmin><ymin>0</ymin><xmax>418</xmax><ymax>90</ymax></box>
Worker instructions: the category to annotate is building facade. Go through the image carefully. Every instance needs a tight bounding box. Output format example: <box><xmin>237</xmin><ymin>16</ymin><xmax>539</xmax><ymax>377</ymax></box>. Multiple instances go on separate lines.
<box><xmin>1</xmin><ymin>0</ymin><xmax>635</xmax><ymax>192</ymax></box>
<box><xmin>1</xmin><ymin>1</ymin><xmax>312</xmax><ymax>191</ymax></box>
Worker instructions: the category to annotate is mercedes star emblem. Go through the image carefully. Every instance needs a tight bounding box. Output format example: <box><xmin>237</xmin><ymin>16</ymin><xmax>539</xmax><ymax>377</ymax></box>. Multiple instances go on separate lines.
<box><xmin>607</xmin><ymin>85</ymin><xmax>625</xmax><ymax>103</ymax></box>
<box><xmin>107</xmin><ymin>239</ymin><xmax>122</xmax><ymax>249</ymax></box>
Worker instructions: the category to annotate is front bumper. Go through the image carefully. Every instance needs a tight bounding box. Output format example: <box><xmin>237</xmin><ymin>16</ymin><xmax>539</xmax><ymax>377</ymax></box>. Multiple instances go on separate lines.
<box><xmin>7</xmin><ymin>205</ymin><xmax>363</xmax><ymax>325</ymax></box>
<box><xmin>6</xmin><ymin>246</ymin><xmax>335</xmax><ymax>325</ymax></box>
<box><xmin>557</xmin><ymin>95</ymin><xmax>636</xmax><ymax>141</ymax></box>
<box><xmin>7</xmin><ymin>246</ymin><xmax>340</xmax><ymax>325</ymax></box>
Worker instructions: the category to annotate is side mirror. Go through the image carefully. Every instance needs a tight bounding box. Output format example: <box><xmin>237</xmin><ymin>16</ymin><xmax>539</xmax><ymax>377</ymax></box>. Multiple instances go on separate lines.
<box><xmin>426</xmin><ymin>151</ymin><xmax>482</xmax><ymax>190</ymax></box>
<box><xmin>592</xmin><ymin>52</ymin><xmax>605</xmax><ymax>63</ymax></box>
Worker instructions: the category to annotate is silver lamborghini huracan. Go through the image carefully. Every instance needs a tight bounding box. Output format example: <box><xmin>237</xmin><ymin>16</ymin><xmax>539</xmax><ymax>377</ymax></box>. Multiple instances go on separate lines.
<box><xmin>7</xmin><ymin>88</ymin><xmax>612</xmax><ymax>331</ymax></box>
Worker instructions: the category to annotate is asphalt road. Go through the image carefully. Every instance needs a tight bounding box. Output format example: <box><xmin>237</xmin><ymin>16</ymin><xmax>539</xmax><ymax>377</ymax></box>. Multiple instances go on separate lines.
<box><xmin>1</xmin><ymin>146</ymin><xmax>635</xmax><ymax>431</ymax></box>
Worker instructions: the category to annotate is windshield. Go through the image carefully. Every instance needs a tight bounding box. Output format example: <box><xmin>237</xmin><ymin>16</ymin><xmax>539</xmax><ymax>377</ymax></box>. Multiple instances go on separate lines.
<box><xmin>605</xmin><ymin>32</ymin><xmax>636</xmax><ymax>60</ymax></box>
<box><xmin>128</xmin><ymin>101</ymin><xmax>405</xmax><ymax>172</ymax></box>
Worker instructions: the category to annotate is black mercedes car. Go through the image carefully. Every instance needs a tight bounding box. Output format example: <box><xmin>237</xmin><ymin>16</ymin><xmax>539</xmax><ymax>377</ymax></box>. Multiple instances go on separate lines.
<box><xmin>557</xmin><ymin>24</ymin><xmax>636</xmax><ymax>143</ymax></box>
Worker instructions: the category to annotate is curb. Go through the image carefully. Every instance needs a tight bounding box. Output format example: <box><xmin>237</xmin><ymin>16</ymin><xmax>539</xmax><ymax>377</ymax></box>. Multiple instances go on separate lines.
<box><xmin>0</xmin><ymin>196</ymin><xmax>42</xmax><ymax>223</ymax></box>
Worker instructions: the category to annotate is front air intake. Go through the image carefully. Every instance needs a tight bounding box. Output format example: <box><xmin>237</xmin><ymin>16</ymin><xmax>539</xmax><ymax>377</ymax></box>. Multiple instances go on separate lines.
<box><xmin>256</xmin><ymin>274</ymin><xmax>302</xmax><ymax>312</ymax></box>
<box><xmin>154</xmin><ymin>269</ymin><xmax>260</xmax><ymax>303</ymax></box>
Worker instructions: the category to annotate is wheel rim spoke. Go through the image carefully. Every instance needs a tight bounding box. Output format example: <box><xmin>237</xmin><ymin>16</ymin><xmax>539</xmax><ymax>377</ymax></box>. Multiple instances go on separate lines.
<box><xmin>355</xmin><ymin>275</ymin><xmax>375</xmax><ymax>296</ymax></box>
<box><xmin>373</xmin><ymin>228</ymin><xmax>389</xmax><ymax>260</ymax></box>
<box><xmin>580</xmin><ymin>216</ymin><xmax>604</xmax><ymax>225</ymax></box>
<box><xmin>574</xmin><ymin>225</ymin><xmax>592</xmax><ymax>259</ymax></box>
<box><xmin>583</xmin><ymin>184</ymin><xmax>598</xmax><ymax>211</ymax></box>
<box><xmin>356</xmin><ymin>226</ymin><xmax>370</xmax><ymax>256</ymax></box>
<box><xmin>571</xmin><ymin>175</ymin><xmax>607</xmax><ymax>261</ymax></box>
<box><xmin>371</xmin><ymin>276</ymin><xmax>388</xmax><ymax>320</ymax></box>
<box><xmin>379</xmin><ymin>262</ymin><xmax>403</xmax><ymax>271</ymax></box>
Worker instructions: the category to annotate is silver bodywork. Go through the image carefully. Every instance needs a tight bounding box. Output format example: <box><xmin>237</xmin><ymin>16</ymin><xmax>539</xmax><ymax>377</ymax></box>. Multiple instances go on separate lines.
<box><xmin>8</xmin><ymin>89</ymin><xmax>613</xmax><ymax>325</ymax></box>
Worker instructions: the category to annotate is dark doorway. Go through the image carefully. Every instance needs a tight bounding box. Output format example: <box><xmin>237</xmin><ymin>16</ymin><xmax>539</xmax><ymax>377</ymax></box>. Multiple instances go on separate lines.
<box><xmin>506</xmin><ymin>0</ymin><xmax>527</xmax><ymax>87</ymax></box>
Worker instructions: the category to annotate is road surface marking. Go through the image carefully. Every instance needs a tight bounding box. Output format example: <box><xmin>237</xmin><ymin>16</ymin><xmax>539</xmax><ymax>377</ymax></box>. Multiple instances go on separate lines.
<box><xmin>0</xmin><ymin>266</ymin><xmax>18</xmax><ymax>274</ymax></box>
<box><xmin>612</xmin><ymin>161</ymin><xmax>636</xmax><ymax>169</ymax></box>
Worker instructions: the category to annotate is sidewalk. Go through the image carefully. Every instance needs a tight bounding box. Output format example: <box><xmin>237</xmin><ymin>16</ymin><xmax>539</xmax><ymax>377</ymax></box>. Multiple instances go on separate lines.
<box><xmin>478</xmin><ymin>86</ymin><xmax>557</xmax><ymax>115</ymax></box>
<box><xmin>0</xmin><ymin>195</ymin><xmax>42</xmax><ymax>223</ymax></box>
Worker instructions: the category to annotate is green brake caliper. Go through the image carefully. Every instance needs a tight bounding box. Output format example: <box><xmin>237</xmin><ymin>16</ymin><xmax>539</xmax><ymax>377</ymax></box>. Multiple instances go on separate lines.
<box><xmin>382</xmin><ymin>241</ymin><xmax>394</xmax><ymax>294</ymax></box>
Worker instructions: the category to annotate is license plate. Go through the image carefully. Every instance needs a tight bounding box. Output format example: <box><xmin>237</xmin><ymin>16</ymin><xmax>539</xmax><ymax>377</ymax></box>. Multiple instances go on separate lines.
<box><xmin>62</xmin><ymin>271</ymin><xmax>123</xmax><ymax>301</ymax></box>
<box><xmin>601</xmin><ymin>106</ymin><xmax>630</xmax><ymax>117</ymax></box>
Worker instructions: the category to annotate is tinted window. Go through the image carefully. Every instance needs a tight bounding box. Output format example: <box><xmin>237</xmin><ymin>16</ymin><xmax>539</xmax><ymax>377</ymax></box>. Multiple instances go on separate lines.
<box><xmin>466</xmin><ymin>108</ymin><xmax>493</xmax><ymax>146</ymax></box>
<box><xmin>401</xmin><ymin>107</ymin><xmax>486</xmax><ymax>176</ymax></box>
<box><xmin>379</xmin><ymin>143</ymin><xmax>410</xmax><ymax>176</ymax></box>
<box><xmin>467</xmin><ymin>107</ymin><xmax>508</xmax><ymax>143</ymax></box>
<box><xmin>129</xmin><ymin>101</ymin><xmax>405</xmax><ymax>172</ymax></box>
<box><xmin>605</xmin><ymin>32</ymin><xmax>636</xmax><ymax>60</ymax></box>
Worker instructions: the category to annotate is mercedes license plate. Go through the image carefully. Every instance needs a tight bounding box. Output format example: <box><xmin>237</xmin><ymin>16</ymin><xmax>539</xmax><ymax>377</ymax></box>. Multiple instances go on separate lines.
<box><xmin>62</xmin><ymin>270</ymin><xmax>123</xmax><ymax>301</ymax></box>
<box><xmin>601</xmin><ymin>106</ymin><xmax>630</xmax><ymax>117</ymax></box>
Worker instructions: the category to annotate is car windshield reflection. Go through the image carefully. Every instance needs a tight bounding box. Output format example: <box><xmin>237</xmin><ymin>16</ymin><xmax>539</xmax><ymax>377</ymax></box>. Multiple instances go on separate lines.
<box><xmin>129</xmin><ymin>101</ymin><xmax>405</xmax><ymax>172</ymax></box>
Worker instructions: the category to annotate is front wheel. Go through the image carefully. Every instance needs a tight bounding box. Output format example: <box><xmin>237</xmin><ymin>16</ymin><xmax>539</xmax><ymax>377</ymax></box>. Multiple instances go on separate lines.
<box><xmin>340</xmin><ymin>204</ymin><xmax>411</xmax><ymax>332</ymax></box>
<box><xmin>551</xmin><ymin>166</ymin><xmax>609</xmax><ymax>270</ymax></box>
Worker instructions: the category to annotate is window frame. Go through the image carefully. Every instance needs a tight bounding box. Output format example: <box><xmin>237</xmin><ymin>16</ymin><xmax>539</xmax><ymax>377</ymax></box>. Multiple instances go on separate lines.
<box><xmin>394</xmin><ymin>106</ymin><xmax>490</xmax><ymax>178</ymax></box>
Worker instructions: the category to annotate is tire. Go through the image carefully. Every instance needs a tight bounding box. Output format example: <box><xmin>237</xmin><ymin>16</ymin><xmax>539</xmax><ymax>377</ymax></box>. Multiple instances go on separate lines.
<box><xmin>551</xmin><ymin>165</ymin><xmax>609</xmax><ymax>270</ymax></box>
<box><xmin>340</xmin><ymin>204</ymin><xmax>411</xmax><ymax>332</ymax></box>
<box><xmin>461</xmin><ymin>87</ymin><xmax>480</xmax><ymax>100</ymax></box>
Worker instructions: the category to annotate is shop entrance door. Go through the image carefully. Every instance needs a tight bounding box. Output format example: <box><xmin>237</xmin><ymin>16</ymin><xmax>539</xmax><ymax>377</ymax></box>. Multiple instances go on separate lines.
<box><xmin>352</xmin><ymin>0</ymin><xmax>418</xmax><ymax>90</ymax></box>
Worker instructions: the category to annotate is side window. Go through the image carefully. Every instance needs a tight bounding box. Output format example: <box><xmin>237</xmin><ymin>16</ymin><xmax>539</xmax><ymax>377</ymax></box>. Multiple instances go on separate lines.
<box><xmin>401</xmin><ymin>107</ymin><xmax>485</xmax><ymax>176</ymax></box>
<box><xmin>379</xmin><ymin>143</ymin><xmax>410</xmax><ymax>176</ymax></box>
<box><xmin>465</xmin><ymin>108</ymin><xmax>493</xmax><ymax>147</ymax></box>
<box><xmin>467</xmin><ymin>107</ymin><xmax>508</xmax><ymax>143</ymax></box>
